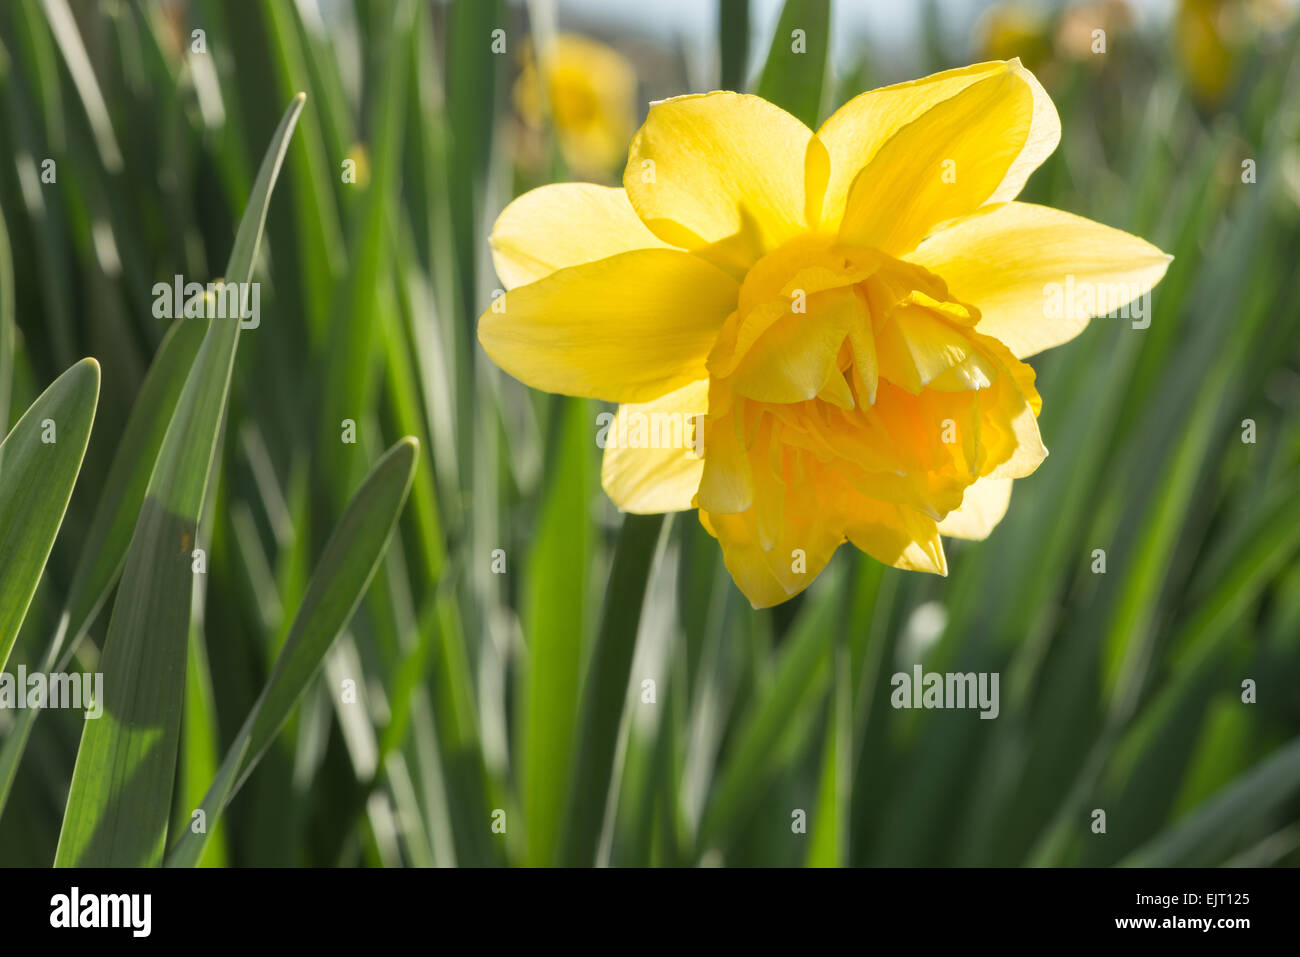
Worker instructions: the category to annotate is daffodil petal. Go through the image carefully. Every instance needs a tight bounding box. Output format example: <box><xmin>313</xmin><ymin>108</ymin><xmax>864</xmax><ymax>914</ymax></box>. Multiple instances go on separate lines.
<box><xmin>844</xmin><ymin>499</ymin><xmax>948</xmax><ymax>575</ymax></box>
<box><xmin>907</xmin><ymin>202</ymin><xmax>1173</xmax><ymax>358</ymax></box>
<box><xmin>839</xmin><ymin>66</ymin><xmax>1035</xmax><ymax>256</ymax></box>
<box><xmin>986</xmin><ymin>64</ymin><xmax>1059</xmax><ymax>205</ymax></box>
<box><xmin>936</xmin><ymin>476</ymin><xmax>1013</xmax><ymax>539</ymax></box>
<box><xmin>697</xmin><ymin>402</ymin><xmax>753</xmax><ymax>514</ymax></box>
<box><xmin>490</xmin><ymin>184</ymin><xmax>670</xmax><ymax>289</ymax></box>
<box><xmin>818</xmin><ymin>60</ymin><xmax>1054</xmax><ymax>239</ymax></box>
<box><xmin>601</xmin><ymin>379</ymin><xmax>708</xmax><ymax>513</ymax></box>
<box><xmin>699</xmin><ymin>506</ymin><xmax>843</xmax><ymax>609</ymax></box>
<box><xmin>733</xmin><ymin>235</ymin><xmax>879</xmax><ymax>315</ymax></box>
<box><xmin>816</xmin><ymin>61</ymin><xmax>1010</xmax><ymax>233</ymax></box>
<box><xmin>477</xmin><ymin>248</ymin><xmax>739</xmax><ymax>403</ymax></box>
<box><xmin>623</xmin><ymin>92</ymin><xmax>813</xmax><ymax>271</ymax></box>
<box><xmin>874</xmin><ymin>304</ymin><xmax>987</xmax><ymax>393</ymax></box>
<box><xmin>980</xmin><ymin>378</ymin><xmax>1047</xmax><ymax>481</ymax></box>
<box><xmin>729</xmin><ymin>289</ymin><xmax>862</xmax><ymax>403</ymax></box>
<box><xmin>699</xmin><ymin>511</ymin><xmax>798</xmax><ymax>608</ymax></box>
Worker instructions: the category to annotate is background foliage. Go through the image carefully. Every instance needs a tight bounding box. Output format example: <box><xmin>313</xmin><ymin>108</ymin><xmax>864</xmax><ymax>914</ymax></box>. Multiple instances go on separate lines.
<box><xmin>1</xmin><ymin>0</ymin><xmax>1298</xmax><ymax>866</ymax></box>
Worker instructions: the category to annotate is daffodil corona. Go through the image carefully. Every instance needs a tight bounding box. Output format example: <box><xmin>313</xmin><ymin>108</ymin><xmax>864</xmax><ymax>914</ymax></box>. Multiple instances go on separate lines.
<box><xmin>480</xmin><ymin>60</ymin><xmax>1171</xmax><ymax>607</ymax></box>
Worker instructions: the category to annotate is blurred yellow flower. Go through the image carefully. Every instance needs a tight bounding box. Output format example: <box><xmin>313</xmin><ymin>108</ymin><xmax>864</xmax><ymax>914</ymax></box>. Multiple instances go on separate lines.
<box><xmin>976</xmin><ymin>2</ymin><xmax>1052</xmax><ymax>70</ymax></box>
<box><xmin>1177</xmin><ymin>0</ymin><xmax>1240</xmax><ymax>105</ymax></box>
<box><xmin>514</xmin><ymin>33</ymin><xmax>637</xmax><ymax>179</ymax></box>
<box><xmin>480</xmin><ymin>61</ymin><xmax>1171</xmax><ymax>607</ymax></box>
<box><xmin>1057</xmin><ymin>0</ymin><xmax>1135</xmax><ymax>62</ymax></box>
<box><xmin>1175</xmin><ymin>0</ymin><xmax>1295</xmax><ymax>106</ymax></box>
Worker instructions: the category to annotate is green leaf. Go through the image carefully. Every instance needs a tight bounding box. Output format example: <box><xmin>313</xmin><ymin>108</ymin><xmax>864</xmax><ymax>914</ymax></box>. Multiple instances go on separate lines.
<box><xmin>718</xmin><ymin>0</ymin><xmax>751</xmax><ymax>91</ymax></box>
<box><xmin>807</xmin><ymin>645</ymin><xmax>850</xmax><ymax>867</ymax></box>
<box><xmin>54</xmin><ymin>93</ymin><xmax>304</xmax><ymax>867</ymax></box>
<box><xmin>520</xmin><ymin>398</ymin><xmax>594</xmax><ymax>866</ymax></box>
<box><xmin>755</xmin><ymin>0</ymin><xmax>830</xmax><ymax>128</ymax></box>
<box><xmin>0</xmin><ymin>357</ymin><xmax>100</xmax><ymax>673</ymax></box>
<box><xmin>445</xmin><ymin>0</ymin><xmax>505</xmax><ymax>313</ymax></box>
<box><xmin>64</xmin><ymin>320</ymin><xmax>209</xmax><ymax>644</ymax></box>
<box><xmin>259</xmin><ymin>0</ymin><xmax>347</xmax><ymax>337</ymax></box>
<box><xmin>0</xmin><ymin>321</ymin><xmax>204</xmax><ymax>822</ymax></box>
<box><xmin>697</xmin><ymin>566</ymin><xmax>842</xmax><ymax>852</ymax></box>
<box><xmin>1122</xmin><ymin>736</ymin><xmax>1300</xmax><ymax>866</ymax></box>
<box><xmin>177</xmin><ymin>626</ymin><xmax>228</xmax><ymax>867</ymax></box>
<box><xmin>166</xmin><ymin>437</ymin><xmax>418</xmax><ymax>868</ymax></box>
<box><xmin>0</xmin><ymin>206</ymin><xmax>15</xmax><ymax>433</ymax></box>
<box><xmin>560</xmin><ymin>512</ymin><xmax>667</xmax><ymax>866</ymax></box>
<box><xmin>318</xmin><ymin>0</ymin><xmax>412</xmax><ymax>509</ymax></box>
<box><xmin>37</xmin><ymin>0</ymin><xmax>123</xmax><ymax>172</ymax></box>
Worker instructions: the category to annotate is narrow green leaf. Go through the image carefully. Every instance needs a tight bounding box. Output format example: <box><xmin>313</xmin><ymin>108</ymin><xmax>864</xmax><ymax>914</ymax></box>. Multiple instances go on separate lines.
<box><xmin>55</xmin><ymin>94</ymin><xmax>304</xmax><ymax>867</ymax></box>
<box><xmin>718</xmin><ymin>0</ymin><xmax>750</xmax><ymax>91</ymax></box>
<box><xmin>0</xmin><ymin>321</ymin><xmax>204</xmax><ymax>823</ymax></box>
<box><xmin>64</xmin><ymin>320</ymin><xmax>209</xmax><ymax>642</ymax></box>
<box><xmin>1122</xmin><ymin>736</ymin><xmax>1300</xmax><ymax>866</ymax></box>
<box><xmin>560</xmin><ymin>512</ymin><xmax>666</xmax><ymax>866</ymax></box>
<box><xmin>318</xmin><ymin>0</ymin><xmax>412</xmax><ymax>508</ymax></box>
<box><xmin>807</xmin><ymin>644</ymin><xmax>850</xmax><ymax>867</ymax></box>
<box><xmin>446</xmin><ymin>0</ymin><xmax>504</xmax><ymax>313</ymax></box>
<box><xmin>697</xmin><ymin>567</ymin><xmax>842</xmax><ymax>851</ymax></box>
<box><xmin>0</xmin><ymin>206</ymin><xmax>14</xmax><ymax>433</ymax></box>
<box><xmin>177</xmin><ymin>626</ymin><xmax>228</xmax><ymax>867</ymax></box>
<box><xmin>755</xmin><ymin>0</ymin><xmax>830</xmax><ymax>128</ymax></box>
<box><xmin>520</xmin><ymin>398</ymin><xmax>593</xmax><ymax>866</ymax></box>
<box><xmin>38</xmin><ymin>0</ymin><xmax>124</xmax><ymax>172</ymax></box>
<box><xmin>0</xmin><ymin>357</ymin><xmax>99</xmax><ymax>673</ymax></box>
<box><xmin>166</xmin><ymin>438</ymin><xmax>419</xmax><ymax>868</ymax></box>
<box><xmin>259</xmin><ymin>0</ymin><xmax>347</xmax><ymax>335</ymax></box>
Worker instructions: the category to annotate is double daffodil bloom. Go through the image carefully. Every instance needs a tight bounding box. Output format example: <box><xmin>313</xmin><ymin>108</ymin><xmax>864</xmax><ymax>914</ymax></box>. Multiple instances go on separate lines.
<box><xmin>480</xmin><ymin>60</ymin><xmax>1171</xmax><ymax>608</ymax></box>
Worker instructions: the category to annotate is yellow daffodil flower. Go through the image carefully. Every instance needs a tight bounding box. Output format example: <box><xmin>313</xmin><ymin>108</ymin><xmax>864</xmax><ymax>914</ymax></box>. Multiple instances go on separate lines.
<box><xmin>480</xmin><ymin>60</ymin><xmax>1171</xmax><ymax>608</ymax></box>
<box><xmin>1175</xmin><ymin>0</ymin><xmax>1295</xmax><ymax>107</ymax></box>
<box><xmin>976</xmin><ymin>2</ymin><xmax>1052</xmax><ymax>70</ymax></box>
<box><xmin>1177</xmin><ymin>0</ymin><xmax>1241</xmax><ymax>105</ymax></box>
<box><xmin>514</xmin><ymin>33</ymin><xmax>638</xmax><ymax>179</ymax></box>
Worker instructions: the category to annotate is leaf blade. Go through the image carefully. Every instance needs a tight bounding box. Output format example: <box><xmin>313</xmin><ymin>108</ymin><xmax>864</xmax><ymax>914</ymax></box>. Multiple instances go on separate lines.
<box><xmin>755</xmin><ymin>0</ymin><xmax>830</xmax><ymax>127</ymax></box>
<box><xmin>0</xmin><ymin>357</ymin><xmax>100</xmax><ymax>673</ymax></box>
<box><xmin>166</xmin><ymin>437</ymin><xmax>418</xmax><ymax>868</ymax></box>
<box><xmin>54</xmin><ymin>94</ymin><xmax>304</xmax><ymax>867</ymax></box>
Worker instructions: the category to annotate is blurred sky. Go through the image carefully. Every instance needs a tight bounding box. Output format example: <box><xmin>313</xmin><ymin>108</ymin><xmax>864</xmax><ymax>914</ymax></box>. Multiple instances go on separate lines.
<box><xmin>548</xmin><ymin>0</ymin><xmax>1181</xmax><ymax>82</ymax></box>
